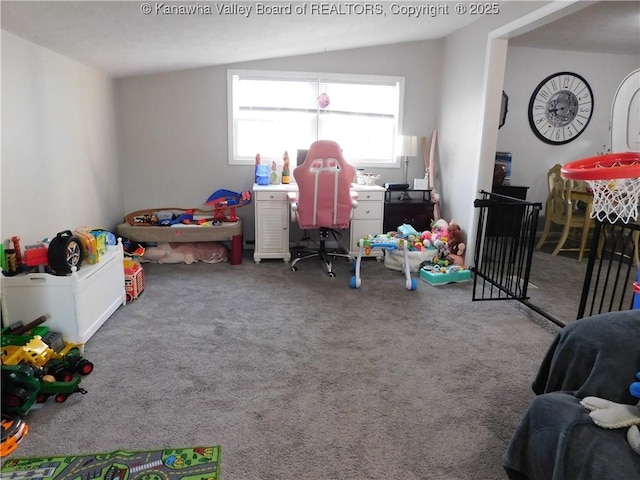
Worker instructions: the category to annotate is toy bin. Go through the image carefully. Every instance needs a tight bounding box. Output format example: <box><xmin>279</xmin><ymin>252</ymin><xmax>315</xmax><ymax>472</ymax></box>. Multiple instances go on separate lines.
<box><xmin>420</xmin><ymin>266</ymin><xmax>472</xmax><ymax>286</ymax></box>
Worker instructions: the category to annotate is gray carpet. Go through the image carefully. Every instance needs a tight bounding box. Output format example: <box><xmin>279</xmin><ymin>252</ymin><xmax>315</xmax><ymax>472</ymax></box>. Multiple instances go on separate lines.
<box><xmin>526</xmin><ymin>249</ymin><xmax>590</xmax><ymax>324</ymax></box>
<box><xmin>5</xmin><ymin>253</ymin><xmax>560</xmax><ymax>479</ymax></box>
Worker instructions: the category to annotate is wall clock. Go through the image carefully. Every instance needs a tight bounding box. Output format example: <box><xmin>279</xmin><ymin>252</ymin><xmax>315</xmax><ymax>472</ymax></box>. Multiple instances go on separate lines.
<box><xmin>528</xmin><ymin>72</ymin><xmax>594</xmax><ymax>145</ymax></box>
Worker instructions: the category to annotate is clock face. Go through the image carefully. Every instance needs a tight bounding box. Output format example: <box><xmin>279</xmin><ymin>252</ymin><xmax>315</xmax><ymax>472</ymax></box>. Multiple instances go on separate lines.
<box><xmin>528</xmin><ymin>72</ymin><xmax>594</xmax><ymax>145</ymax></box>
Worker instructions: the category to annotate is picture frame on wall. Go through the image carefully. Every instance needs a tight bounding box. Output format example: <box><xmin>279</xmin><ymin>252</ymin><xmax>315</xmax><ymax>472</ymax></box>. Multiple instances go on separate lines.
<box><xmin>494</xmin><ymin>151</ymin><xmax>512</xmax><ymax>186</ymax></box>
<box><xmin>499</xmin><ymin>91</ymin><xmax>509</xmax><ymax>129</ymax></box>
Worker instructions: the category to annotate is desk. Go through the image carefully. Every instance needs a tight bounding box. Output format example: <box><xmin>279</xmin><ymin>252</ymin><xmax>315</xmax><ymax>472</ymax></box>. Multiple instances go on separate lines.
<box><xmin>383</xmin><ymin>190</ymin><xmax>434</xmax><ymax>232</ymax></box>
<box><xmin>252</xmin><ymin>183</ymin><xmax>385</xmax><ymax>263</ymax></box>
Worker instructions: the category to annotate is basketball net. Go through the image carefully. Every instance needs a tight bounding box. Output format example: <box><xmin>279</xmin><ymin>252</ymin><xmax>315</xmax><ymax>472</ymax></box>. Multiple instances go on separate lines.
<box><xmin>589</xmin><ymin>176</ymin><xmax>640</xmax><ymax>224</ymax></box>
<box><xmin>562</xmin><ymin>152</ymin><xmax>640</xmax><ymax>225</ymax></box>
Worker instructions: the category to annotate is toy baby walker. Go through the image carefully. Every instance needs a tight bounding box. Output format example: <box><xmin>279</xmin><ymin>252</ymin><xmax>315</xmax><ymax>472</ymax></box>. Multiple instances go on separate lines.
<box><xmin>350</xmin><ymin>233</ymin><xmax>417</xmax><ymax>291</ymax></box>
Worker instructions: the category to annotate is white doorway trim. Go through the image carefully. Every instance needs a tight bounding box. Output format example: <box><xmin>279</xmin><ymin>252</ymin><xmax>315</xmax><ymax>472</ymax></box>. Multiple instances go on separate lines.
<box><xmin>466</xmin><ymin>0</ymin><xmax>594</xmax><ymax>264</ymax></box>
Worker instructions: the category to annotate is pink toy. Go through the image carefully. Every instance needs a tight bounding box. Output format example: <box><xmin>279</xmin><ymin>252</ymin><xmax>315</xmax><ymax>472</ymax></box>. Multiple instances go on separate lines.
<box><xmin>141</xmin><ymin>242</ymin><xmax>228</xmax><ymax>264</ymax></box>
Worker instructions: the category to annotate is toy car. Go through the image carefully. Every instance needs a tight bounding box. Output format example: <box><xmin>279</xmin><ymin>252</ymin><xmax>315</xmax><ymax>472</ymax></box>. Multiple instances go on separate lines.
<box><xmin>1</xmin><ymin>414</ymin><xmax>29</xmax><ymax>457</ymax></box>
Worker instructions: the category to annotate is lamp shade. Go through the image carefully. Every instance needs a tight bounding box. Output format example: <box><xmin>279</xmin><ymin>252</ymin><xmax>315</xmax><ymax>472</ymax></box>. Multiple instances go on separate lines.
<box><xmin>398</xmin><ymin>135</ymin><xmax>418</xmax><ymax>157</ymax></box>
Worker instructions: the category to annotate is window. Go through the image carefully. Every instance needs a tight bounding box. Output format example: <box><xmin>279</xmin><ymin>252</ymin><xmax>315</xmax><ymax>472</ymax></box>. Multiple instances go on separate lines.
<box><xmin>227</xmin><ymin>70</ymin><xmax>405</xmax><ymax>167</ymax></box>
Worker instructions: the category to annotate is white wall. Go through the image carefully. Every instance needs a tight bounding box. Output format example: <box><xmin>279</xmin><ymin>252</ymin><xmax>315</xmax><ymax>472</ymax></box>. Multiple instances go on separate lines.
<box><xmin>116</xmin><ymin>40</ymin><xmax>442</xmax><ymax>242</ymax></box>
<box><xmin>437</xmin><ymin>1</ymin><xmax>543</xmax><ymax>262</ymax></box>
<box><xmin>1</xmin><ymin>31</ymin><xmax>123</xmax><ymax>247</ymax></box>
<box><xmin>498</xmin><ymin>47</ymin><xmax>639</xmax><ymax>207</ymax></box>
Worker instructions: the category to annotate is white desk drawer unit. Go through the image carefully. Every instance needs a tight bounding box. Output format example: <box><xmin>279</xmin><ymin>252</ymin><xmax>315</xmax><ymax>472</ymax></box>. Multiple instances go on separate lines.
<box><xmin>1</xmin><ymin>243</ymin><xmax>126</xmax><ymax>343</ymax></box>
<box><xmin>252</xmin><ymin>183</ymin><xmax>385</xmax><ymax>262</ymax></box>
<box><xmin>352</xmin><ymin>198</ymin><xmax>383</xmax><ymax>220</ymax></box>
<box><xmin>254</xmin><ymin>190</ymin><xmax>290</xmax><ymax>202</ymax></box>
<box><xmin>253</xmin><ymin>184</ymin><xmax>298</xmax><ymax>263</ymax></box>
<box><xmin>350</xmin><ymin>188</ymin><xmax>385</xmax><ymax>257</ymax></box>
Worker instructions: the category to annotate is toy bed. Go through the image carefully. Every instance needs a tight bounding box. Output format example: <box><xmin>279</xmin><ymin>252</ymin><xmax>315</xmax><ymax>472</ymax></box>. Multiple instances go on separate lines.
<box><xmin>117</xmin><ymin>208</ymin><xmax>243</xmax><ymax>265</ymax></box>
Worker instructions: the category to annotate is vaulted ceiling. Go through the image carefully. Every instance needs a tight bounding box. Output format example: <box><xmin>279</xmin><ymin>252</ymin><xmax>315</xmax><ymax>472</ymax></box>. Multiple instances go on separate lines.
<box><xmin>1</xmin><ymin>1</ymin><xmax>638</xmax><ymax>78</ymax></box>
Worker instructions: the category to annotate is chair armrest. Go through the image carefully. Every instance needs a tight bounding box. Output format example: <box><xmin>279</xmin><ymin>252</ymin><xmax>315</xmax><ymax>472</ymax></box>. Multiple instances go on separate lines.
<box><xmin>350</xmin><ymin>190</ymin><xmax>358</xmax><ymax>219</ymax></box>
<box><xmin>288</xmin><ymin>191</ymin><xmax>299</xmax><ymax>222</ymax></box>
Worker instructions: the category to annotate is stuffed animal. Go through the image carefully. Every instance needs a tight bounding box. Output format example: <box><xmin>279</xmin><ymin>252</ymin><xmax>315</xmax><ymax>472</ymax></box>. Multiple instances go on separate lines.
<box><xmin>446</xmin><ymin>220</ymin><xmax>466</xmax><ymax>258</ymax></box>
<box><xmin>581</xmin><ymin>371</ymin><xmax>640</xmax><ymax>455</ymax></box>
<box><xmin>431</xmin><ymin>219</ymin><xmax>449</xmax><ymax>240</ymax></box>
<box><xmin>141</xmin><ymin>242</ymin><xmax>228</xmax><ymax>264</ymax></box>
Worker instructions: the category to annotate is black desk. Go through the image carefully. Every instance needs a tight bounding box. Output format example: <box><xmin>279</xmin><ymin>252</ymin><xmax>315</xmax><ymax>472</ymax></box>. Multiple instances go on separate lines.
<box><xmin>383</xmin><ymin>189</ymin><xmax>434</xmax><ymax>232</ymax></box>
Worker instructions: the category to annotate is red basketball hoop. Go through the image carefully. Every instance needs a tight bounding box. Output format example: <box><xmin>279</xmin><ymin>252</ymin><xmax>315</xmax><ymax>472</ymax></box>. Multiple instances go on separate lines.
<box><xmin>561</xmin><ymin>151</ymin><xmax>640</xmax><ymax>224</ymax></box>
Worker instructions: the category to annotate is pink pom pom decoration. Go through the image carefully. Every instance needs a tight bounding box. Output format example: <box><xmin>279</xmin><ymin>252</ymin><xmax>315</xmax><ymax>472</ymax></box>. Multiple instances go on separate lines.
<box><xmin>317</xmin><ymin>93</ymin><xmax>330</xmax><ymax>108</ymax></box>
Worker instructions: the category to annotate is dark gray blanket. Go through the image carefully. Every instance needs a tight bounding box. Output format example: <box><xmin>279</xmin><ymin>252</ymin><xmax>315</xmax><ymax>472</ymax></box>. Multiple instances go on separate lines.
<box><xmin>503</xmin><ymin>310</ymin><xmax>640</xmax><ymax>480</ymax></box>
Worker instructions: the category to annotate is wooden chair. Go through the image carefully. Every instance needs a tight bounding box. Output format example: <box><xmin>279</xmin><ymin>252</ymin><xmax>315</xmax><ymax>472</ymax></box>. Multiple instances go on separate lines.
<box><xmin>597</xmin><ymin>220</ymin><xmax>640</xmax><ymax>267</ymax></box>
<box><xmin>535</xmin><ymin>164</ymin><xmax>593</xmax><ymax>260</ymax></box>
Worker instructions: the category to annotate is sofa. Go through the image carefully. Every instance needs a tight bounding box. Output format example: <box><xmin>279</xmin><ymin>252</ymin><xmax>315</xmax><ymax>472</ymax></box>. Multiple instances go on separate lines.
<box><xmin>503</xmin><ymin>309</ymin><xmax>640</xmax><ymax>480</ymax></box>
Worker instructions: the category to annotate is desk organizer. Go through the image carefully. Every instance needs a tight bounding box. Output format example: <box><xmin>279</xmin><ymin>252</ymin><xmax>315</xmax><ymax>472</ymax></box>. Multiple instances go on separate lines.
<box><xmin>420</xmin><ymin>266</ymin><xmax>472</xmax><ymax>286</ymax></box>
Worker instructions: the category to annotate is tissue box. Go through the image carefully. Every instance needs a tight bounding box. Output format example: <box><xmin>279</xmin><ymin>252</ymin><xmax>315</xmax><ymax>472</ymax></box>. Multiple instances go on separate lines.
<box><xmin>420</xmin><ymin>266</ymin><xmax>472</xmax><ymax>286</ymax></box>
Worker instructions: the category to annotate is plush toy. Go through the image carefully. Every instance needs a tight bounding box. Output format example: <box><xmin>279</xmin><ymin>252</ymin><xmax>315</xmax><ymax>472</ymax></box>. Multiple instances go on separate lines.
<box><xmin>431</xmin><ymin>219</ymin><xmax>449</xmax><ymax>240</ymax></box>
<box><xmin>141</xmin><ymin>242</ymin><xmax>228</xmax><ymax>264</ymax></box>
<box><xmin>581</xmin><ymin>371</ymin><xmax>640</xmax><ymax>455</ymax></box>
<box><xmin>446</xmin><ymin>220</ymin><xmax>466</xmax><ymax>266</ymax></box>
<box><xmin>420</xmin><ymin>230</ymin><xmax>433</xmax><ymax>248</ymax></box>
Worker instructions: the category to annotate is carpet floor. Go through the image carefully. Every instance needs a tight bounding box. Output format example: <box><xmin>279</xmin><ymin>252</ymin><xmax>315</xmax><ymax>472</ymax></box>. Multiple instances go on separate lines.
<box><xmin>3</xmin><ymin>252</ymin><xmax>563</xmax><ymax>479</ymax></box>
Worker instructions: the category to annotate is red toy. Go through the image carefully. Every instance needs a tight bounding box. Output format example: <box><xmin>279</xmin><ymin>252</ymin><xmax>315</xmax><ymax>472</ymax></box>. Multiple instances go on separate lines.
<box><xmin>204</xmin><ymin>189</ymin><xmax>252</xmax><ymax>222</ymax></box>
<box><xmin>11</xmin><ymin>237</ymin><xmax>22</xmax><ymax>265</ymax></box>
<box><xmin>124</xmin><ymin>258</ymin><xmax>145</xmax><ymax>302</ymax></box>
<box><xmin>22</xmin><ymin>243</ymin><xmax>49</xmax><ymax>269</ymax></box>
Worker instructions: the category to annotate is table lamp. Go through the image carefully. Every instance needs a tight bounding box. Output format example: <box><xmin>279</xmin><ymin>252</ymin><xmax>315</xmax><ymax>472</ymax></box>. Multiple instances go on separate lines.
<box><xmin>398</xmin><ymin>135</ymin><xmax>417</xmax><ymax>201</ymax></box>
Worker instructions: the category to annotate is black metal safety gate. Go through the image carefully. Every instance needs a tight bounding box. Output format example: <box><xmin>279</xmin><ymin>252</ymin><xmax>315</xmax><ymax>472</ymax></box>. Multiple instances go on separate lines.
<box><xmin>578</xmin><ymin>220</ymin><xmax>640</xmax><ymax>318</ymax></box>
<box><xmin>470</xmin><ymin>191</ymin><xmax>559</xmax><ymax>324</ymax></box>
<box><xmin>472</xmin><ymin>190</ymin><xmax>639</xmax><ymax>327</ymax></box>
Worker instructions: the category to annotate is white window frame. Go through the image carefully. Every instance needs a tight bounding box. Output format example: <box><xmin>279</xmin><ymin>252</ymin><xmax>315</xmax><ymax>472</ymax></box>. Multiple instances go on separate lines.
<box><xmin>227</xmin><ymin>69</ymin><xmax>405</xmax><ymax>168</ymax></box>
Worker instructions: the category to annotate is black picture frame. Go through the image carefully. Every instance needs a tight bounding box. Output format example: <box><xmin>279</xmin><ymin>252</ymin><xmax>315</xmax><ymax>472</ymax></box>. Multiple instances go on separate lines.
<box><xmin>499</xmin><ymin>91</ymin><xmax>509</xmax><ymax>129</ymax></box>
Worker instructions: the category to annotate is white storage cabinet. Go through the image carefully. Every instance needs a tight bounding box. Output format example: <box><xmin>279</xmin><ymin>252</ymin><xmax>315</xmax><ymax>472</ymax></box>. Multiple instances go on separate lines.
<box><xmin>2</xmin><ymin>243</ymin><xmax>126</xmax><ymax>343</ymax></box>
<box><xmin>253</xmin><ymin>185</ymin><xmax>296</xmax><ymax>263</ymax></box>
